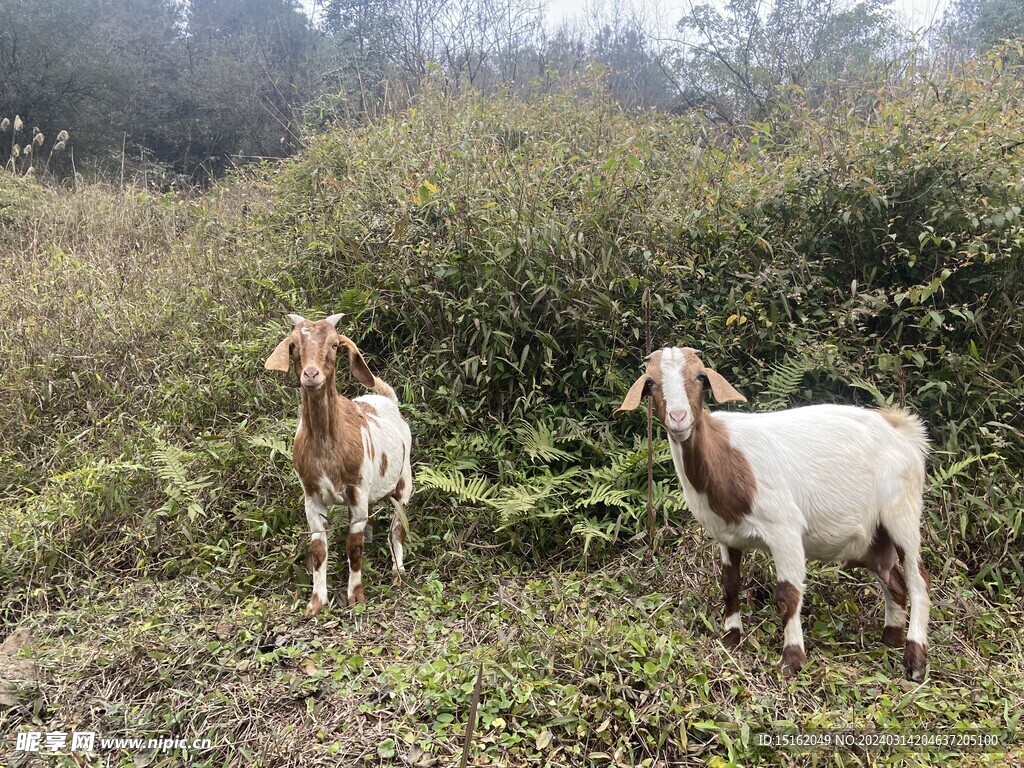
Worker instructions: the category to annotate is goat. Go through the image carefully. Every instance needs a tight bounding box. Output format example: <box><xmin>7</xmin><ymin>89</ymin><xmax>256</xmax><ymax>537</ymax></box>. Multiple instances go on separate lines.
<box><xmin>264</xmin><ymin>313</ymin><xmax>412</xmax><ymax>616</ymax></box>
<box><xmin>615</xmin><ymin>347</ymin><xmax>931</xmax><ymax>681</ymax></box>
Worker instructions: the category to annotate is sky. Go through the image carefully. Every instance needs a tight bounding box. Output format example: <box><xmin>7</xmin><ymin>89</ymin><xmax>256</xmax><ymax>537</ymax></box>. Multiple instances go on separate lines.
<box><xmin>543</xmin><ymin>0</ymin><xmax>951</xmax><ymax>36</ymax></box>
<box><xmin>300</xmin><ymin>0</ymin><xmax>951</xmax><ymax>31</ymax></box>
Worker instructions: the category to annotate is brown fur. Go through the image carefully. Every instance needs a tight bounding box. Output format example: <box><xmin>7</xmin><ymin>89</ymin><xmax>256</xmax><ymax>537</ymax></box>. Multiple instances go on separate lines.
<box><xmin>882</xmin><ymin>626</ymin><xmax>905</xmax><ymax>648</ymax></box>
<box><xmin>681</xmin><ymin>419</ymin><xmax>757</xmax><ymax>524</ymax></box>
<box><xmin>309</xmin><ymin>539</ymin><xmax>327</xmax><ymax>572</ymax></box>
<box><xmin>850</xmin><ymin>526</ymin><xmax>907</xmax><ymax>602</ymax></box>
<box><xmin>379</xmin><ymin>452</ymin><xmax>388</xmax><ymax>477</ymax></box>
<box><xmin>782</xmin><ymin>645</ymin><xmax>806</xmax><ymax>674</ymax></box>
<box><xmin>347</xmin><ymin>527</ymin><xmax>367</xmax><ymax>608</ymax></box>
<box><xmin>393</xmin><ymin>476</ymin><xmax>405</xmax><ymax>501</ymax></box>
<box><xmin>292</xmin><ymin>394</ymin><xmax>366</xmax><ymax>496</ymax></box>
<box><xmin>775</xmin><ymin>580</ymin><xmax>801</xmax><ymax>625</ymax></box>
<box><xmin>678</xmin><ymin>352</ymin><xmax>757</xmax><ymax>524</ymax></box>
<box><xmin>345</xmin><ymin>484</ymin><xmax>359</xmax><ymax>507</ymax></box>
<box><xmin>894</xmin><ymin>544</ymin><xmax>932</xmax><ymax>590</ymax></box>
<box><xmin>849</xmin><ymin>525</ymin><xmax>909</xmax><ymax>647</ymax></box>
<box><xmin>904</xmin><ymin>640</ymin><xmax>927</xmax><ymax>680</ymax></box>
<box><xmin>615</xmin><ymin>349</ymin><xmax>755</xmax><ymax>524</ymax></box>
<box><xmin>347</xmin><ymin>532</ymin><xmax>363</xmax><ymax>572</ymax></box>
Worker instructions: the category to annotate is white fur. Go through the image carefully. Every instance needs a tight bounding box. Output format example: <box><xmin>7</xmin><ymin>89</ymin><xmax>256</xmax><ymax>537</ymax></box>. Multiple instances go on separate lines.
<box><xmin>355</xmin><ymin>394</ymin><xmax>411</xmax><ymax>505</ymax></box>
<box><xmin>647</xmin><ymin>347</ymin><xmax>931</xmax><ymax>678</ymax></box>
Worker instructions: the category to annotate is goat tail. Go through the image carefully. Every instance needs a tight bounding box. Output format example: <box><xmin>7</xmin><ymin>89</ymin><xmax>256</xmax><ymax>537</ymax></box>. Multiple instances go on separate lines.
<box><xmin>881</xmin><ymin>407</ymin><xmax>930</xmax><ymax>457</ymax></box>
<box><xmin>371</xmin><ymin>376</ymin><xmax>399</xmax><ymax>403</ymax></box>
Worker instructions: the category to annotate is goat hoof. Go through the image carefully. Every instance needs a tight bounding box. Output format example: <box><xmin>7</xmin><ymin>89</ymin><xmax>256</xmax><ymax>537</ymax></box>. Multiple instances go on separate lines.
<box><xmin>722</xmin><ymin>629</ymin><xmax>741</xmax><ymax>649</ymax></box>
<box><xmin>882</xmin><ymin>626</ymin><xmax>905</xmax><ymax>648</ymax></box>
<box><xmin>304</xmin><ymin>595</ymin><xmax>325</xmax><ymax>618</ymax></box>
<box><xmin>781</xmin><ymin>645</ymin><xmax>806</xmax><ymax>675</ymax></box>
<box><xmin>347</xmin><ymin>586</ymin><xmax>366</xmax><ymax>607</ymax></box>
<box><xmin>391</xmin><ymin>569</ymin><xmax>406</xmax><ymax>586</ymax></box>
<box><xmin>904</xmin><ymin>640</ymin><xmax>927</xmax><ymax>681</ymax></box>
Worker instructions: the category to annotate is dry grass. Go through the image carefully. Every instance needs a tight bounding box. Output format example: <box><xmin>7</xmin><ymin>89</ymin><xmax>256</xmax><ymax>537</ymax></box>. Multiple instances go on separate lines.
<box><xmin>3</xmin><ymin>526</ymin><xmax>1023</xmax><ymax>766</ymax></box>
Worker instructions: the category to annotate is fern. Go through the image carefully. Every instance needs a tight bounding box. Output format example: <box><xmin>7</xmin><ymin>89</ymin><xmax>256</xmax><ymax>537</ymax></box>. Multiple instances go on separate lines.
<box><xmin>490</xmin><ymin>468</ymin><xmax>581</xmax><ymax>528</ymax></box>
<box><xmin>587</xmin><ymin>438</ymin><xmax>671</xmax><ymax>486</ymax></box>
<box><xmin>573</xmin><ymin>481</ymin><xmax>636</xmax><ymax>511</ymax></box>
<box><xmin>515</xmin><ymin>420</ymin><xmax>576</xmax><ymax>464</ymax></box>
<box><xmin>150</xmin><ymin>437</ymin><xmax>213</xmax><ymax>524</ymax></box>
<box><xmin>848</xmin><ymin>376</ymin><xmax>893</xmax><ymax>408</ymax></box>
<box><xmin>759</xmin><ymin>354</ymin><xmax>808</xmax><ymax>410</ymax></box>
<box><xmin>930</xmin><ymin>452</ymin><xmax>1001</xmax><ymax>489</ymax></box>
<box><xmin>248</xmin><ymin>432</ymin><xmax>292</xmax><ymax>461</ymax></box>
<box><xmin>571</xmin><ymin>517</ymin><xmax>617</xmax><ymax>556</ymax></box>
<box><xmin>416</xmin><ymin>464</ymin><xmax>495</xmax><ymax>504</ymax></box>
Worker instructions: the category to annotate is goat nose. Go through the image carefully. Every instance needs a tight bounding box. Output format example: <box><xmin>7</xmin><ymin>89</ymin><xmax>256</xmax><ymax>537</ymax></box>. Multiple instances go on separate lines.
<box><xmin>668</xmin><ymin>408</ymin><xmax>689</xmax><ymax>426</ymax></box>
<box><xmin>302</xmin><ymin>367</ymin><xmax>320</xmax><ymax>380</ymax></box>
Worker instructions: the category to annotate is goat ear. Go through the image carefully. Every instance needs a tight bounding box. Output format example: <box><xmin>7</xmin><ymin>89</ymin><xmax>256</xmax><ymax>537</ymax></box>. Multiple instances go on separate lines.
<box><xmin>613</xmin><ymin>374</ymin><xmax>652</xmax><ymax>417</ymax></box>
<box><xmin>264</xmin><ymin>336</ymin><xmax>293</xmax><ymax>372</ymax></box>
<box><xmin>704</xmin><ymin>367</ymin><xmax>747</xmax><ymax>404</ymax></box>
<box><xmin>339</xmin><ymin>337</ymin><xmax>376</xmax><ymax>388</ymax></box>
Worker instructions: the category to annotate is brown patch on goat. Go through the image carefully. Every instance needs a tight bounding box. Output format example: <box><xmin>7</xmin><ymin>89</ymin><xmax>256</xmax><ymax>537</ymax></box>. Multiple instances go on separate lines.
<box><xmin>379</xmin><ymin>452</ymin><xmax>388</xmax><ymax>477</ymax></box>
<box><xmin>308</xmin><ymin>539</ymin><xmax>327</xmax><ymax>572</ymax></box>
<box><xmin>782</xmin><ymin>645</ymin><xmax>806</xmax><ymax>674</ymax></box>
<box><xmin>357</xmin><ymin>401</ymin><xmax>378</xmax><ymax>417</ymax></box>
<box><xmin>894</xmin><ymin>544</ymin><xmax>932</xmax><ymax>590</ymax></box>
<box><xmin>678</xmin><ymin>352</ymin><xmax>756</xmax><ymax>523</ymax></box>
<box><xmin>774</xmin><ymin>581</ymin><xmax>801</xmax><ymax>625</ymax></box>
<box><xmin>680</xmin><ymin>424</ymin><xmax>756</xmax><ymax>524</ymax></box>
<box><xmin>918</xmin><ymin>560</ymin><xmax>932</xmax><ymax>589</ymax></box>
<box><xmin>292</xmin><ymin>397</ymin><xmax>366</xmax><ymax>496</ymax></box>
<box><xmin>904</xmin><ymin>640</ymin><xmax>927</xmax><ymax>681</ymax></box>
<box><xmin>347</xmin><ymin>532</ymin><xmax>363</xmax><ymax>571</ymax></box>
<box><xmin>888</xmin><ymin>566</ymin><xmax>909</xmax><ymax>607</ymax></box>
<box><xmin>721</xmin><ymin>547</ymin><xmax>742</xmax><ymax>648</ymax></box>
<box><xmin>348</xmin><ymin>585</ymin><xmax>366</xmax><ymax>606</ymax></box>
<box><xmin>882</xmin><ymin>626</ymin><xmax>905</xmax><ymax>648</ymax></box>
<box><xmin>850</xmin><ymin>525</ymin><xmax>908</xmax><ymax>604</ymax></box>
<box><xmin>617</xmin><ymin>349</ymin><xmax>755</xmax><ymax>524</ymax></box>
<box><xmin>345</xmin><ymin>484</ymin><xmax>360</xmax><ymax>507</ymax></box>
<box><xmin>393</xmin><ymin>477</ymin><xmax>406</xmax><ymax>500</ymax></box>
<box><xmin>614</xmin><ymin>351</ymin><xmax>666</xmax><ymax>421</ymax></box>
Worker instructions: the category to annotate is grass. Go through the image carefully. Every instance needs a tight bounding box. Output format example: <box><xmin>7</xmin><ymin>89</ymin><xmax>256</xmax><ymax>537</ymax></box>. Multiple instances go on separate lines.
<box><xmin>3</xmin><ymin>525</ymin><xmax>1023</xmax><ymax>766</ymax></box>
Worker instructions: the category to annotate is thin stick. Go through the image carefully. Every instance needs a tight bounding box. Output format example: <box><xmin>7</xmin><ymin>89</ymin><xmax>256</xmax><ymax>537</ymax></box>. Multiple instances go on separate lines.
<box><xmin>460</xmin><ymin>663</ymin><xmax>484</xmax><ymax>768</ymax></box>
<box><xmin>644</xmin><ymin>288</ymin><xmax>656</xmax><ymax>544</ymax></box>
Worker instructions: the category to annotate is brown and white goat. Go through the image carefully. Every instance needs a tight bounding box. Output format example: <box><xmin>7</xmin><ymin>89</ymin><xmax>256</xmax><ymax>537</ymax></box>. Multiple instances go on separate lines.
<box><xmin>615</xmin><ymin>347</ymin><xmax>931</xmax><ymax>681</ymax></box>
<box><xmin>265</xmin><ymin>313</ymin><xmax>412</xmax><ymax>616</ymax></box>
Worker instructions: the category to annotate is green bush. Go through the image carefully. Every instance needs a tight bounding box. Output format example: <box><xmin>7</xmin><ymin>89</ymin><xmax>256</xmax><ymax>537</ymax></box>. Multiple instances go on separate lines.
<box><xmin>2</xmin><ymin>57</ymin><xmax>1022</xmax><ymax>626</ymax></box>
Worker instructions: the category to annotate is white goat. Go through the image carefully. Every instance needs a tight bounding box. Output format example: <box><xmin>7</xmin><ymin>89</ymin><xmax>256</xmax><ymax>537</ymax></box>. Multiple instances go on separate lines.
<box><xmin>265</xmin><ymin>313</ymin><xmax>412</xmax><ymax>616</ymax></box>
<box><xmin>615</xmin><ymin>346</ymin><xmax>931</xmax><ymax>681</ymax></box>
